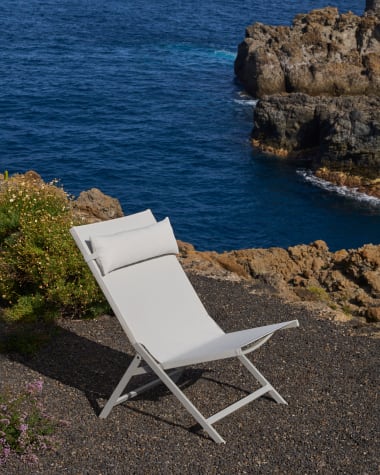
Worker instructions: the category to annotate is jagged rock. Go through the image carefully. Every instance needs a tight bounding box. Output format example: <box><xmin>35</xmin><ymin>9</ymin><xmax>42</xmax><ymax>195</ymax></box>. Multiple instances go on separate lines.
<box><xmin>0</xmin><ymin>171</ymin><xmax>125</xmax><ymax>224</ymax></box>
<box><xmin>314</xmin><ymin>168</ymin><xmax>380</xmax><ymax>198</ymax></box>
<box><xmin>235</xmin><ymin>7</ymin><xmax>380</xmax><ymax>186</ymax></box>
<box><xmin>366</xmin><ymin>306</ymin><xmax>380</xmax><ymax>321</ymax></box>
<box><xmin>252</xmin><ymin>93</ymin><xmax>380</xmax><ymax>186</ymax></box>
<box><xmin>20</xmin><ymin>170</ymin><xmax>45</xmax><ymax>183</ymax></box>
<box><xmin>235</xmin><ymin>7</ymin><xmax>380</xmax><ymax>98</ymax></box>
<box><xmin>72</xmin><ymin>188</ymin><xmax>124</xmax><ymax>223</ymax></box>
<box><xmin>179</xmin><ymin>240</ymin><xmax>380</xmax><ymax>324</ymax></box>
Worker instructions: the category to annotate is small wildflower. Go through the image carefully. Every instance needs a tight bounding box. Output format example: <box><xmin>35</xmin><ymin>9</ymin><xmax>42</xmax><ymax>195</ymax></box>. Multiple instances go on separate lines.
<box><xmin>19</xmin><ymin>423</ymin><xmax>28</xmax><ymax>433</ymax></box>
<box><xmin>26</xmin><ymin>379</ymin><xmax>43</xmax><ymax>395</ymax></box>
<box><xmin>21</xmin><ymin>452</ymin><xmax>39</xmax><ymax>466</ymax></box>
<box><xmin>0</xmin><ymin>379</ymin><xmax>57</xmax><ymax>466</ymax></box>
<box><xmin>0</xmin><ymin>444</ymin><xmax>11</xmax><ymax>466</ymax></box>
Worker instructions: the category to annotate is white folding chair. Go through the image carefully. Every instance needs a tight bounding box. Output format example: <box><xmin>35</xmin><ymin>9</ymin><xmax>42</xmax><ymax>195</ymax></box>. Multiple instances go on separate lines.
<box><xmin>70</xmin><ymin>209</ymin><xmax>299</xmax><ymax>443</ymax></box>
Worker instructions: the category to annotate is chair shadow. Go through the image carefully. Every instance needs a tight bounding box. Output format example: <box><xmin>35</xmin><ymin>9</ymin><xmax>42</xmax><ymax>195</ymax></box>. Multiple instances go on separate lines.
<box><xmin>200</xmin><ymin>375</ymin><xmax>274</xmax><ymax>402</ymax></box>
<box><xmin>8</xmin><ymin>326</ymin><xmax>208</xmax><ymax>435</ymax></box>
<box><xmin>7</xmin><ymin>325</ymin><xmax>275</xmax><ymax>440</ymax></box>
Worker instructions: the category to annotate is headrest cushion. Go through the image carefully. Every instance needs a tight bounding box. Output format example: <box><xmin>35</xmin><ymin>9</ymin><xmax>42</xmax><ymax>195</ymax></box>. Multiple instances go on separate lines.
<box><xmin>90</xmin><ymin>217</ymin><xmax>178</xmax><ymax>275</ymax></box>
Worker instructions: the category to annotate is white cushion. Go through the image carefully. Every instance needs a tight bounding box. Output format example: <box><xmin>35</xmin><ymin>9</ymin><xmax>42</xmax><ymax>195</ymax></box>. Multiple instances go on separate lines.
<box><xmin>90</xmin><ymin>217</ymin><xmax>178</xmax><ymax>275</ymax></box>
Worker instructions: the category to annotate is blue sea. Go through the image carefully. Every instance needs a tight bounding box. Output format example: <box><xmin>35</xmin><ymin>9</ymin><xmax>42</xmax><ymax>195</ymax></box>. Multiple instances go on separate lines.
<box><xmin>1</xmin><ymin>0</ymin><xmax>378</xmax><ymax>251</ymax></box>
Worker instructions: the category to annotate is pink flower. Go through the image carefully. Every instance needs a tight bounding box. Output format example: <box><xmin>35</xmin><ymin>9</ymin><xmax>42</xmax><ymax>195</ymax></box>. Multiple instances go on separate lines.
<box><xmin>21</xmin><ymin>452</ymin><xmax>39</xmax><ymax>466</ymax></box>
<box><xmin>26</xmin><ymin>379</ymin><xmax>44</xmax><ymax>395</ymax></box>
<box><xmin>0</xmin><ymin>444</ymin><xmax>11</xmax><ymax>465</ymax></box>
<box><xmin>19</xmin><ymin>423</ymin><xmax>28</xmax><ymax>433</ymax></box>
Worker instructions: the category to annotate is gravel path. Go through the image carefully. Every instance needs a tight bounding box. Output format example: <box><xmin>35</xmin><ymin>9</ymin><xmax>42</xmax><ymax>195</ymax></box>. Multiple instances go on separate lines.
<box><xmin>1</xmin><ymin>275</ymin><xmax>379</xmax><ymax>474</ymax></box>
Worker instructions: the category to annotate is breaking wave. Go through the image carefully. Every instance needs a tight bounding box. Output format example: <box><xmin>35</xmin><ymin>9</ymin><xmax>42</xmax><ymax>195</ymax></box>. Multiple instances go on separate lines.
<box><xmin>297</xmin><ymin>170</ymin><xmax>380</xmax><ymax>207</ymax></box>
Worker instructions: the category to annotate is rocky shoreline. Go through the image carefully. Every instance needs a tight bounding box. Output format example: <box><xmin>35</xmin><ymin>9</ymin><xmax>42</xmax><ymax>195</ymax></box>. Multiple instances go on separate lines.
<box><xmin>234</xmin><ymin>5</ymin><xmax>380</xmax><ymax>195</ymax></box>
<box><xmin>2</xmin><ymin>171</ymin><xmax>379</xmax><ymax>327</ymax></box>
<box><xmin>314</xmin><ymin>166</ymin><xmax>380</xmax><ymax>198</ymax></box>
<box><xmin>178</xmin><ymin>240</ymin><xmax>380</xmax><ymax>326</ymax></box>
<box><xmin>69</xmin><ymin>178</ymin><xmax>380</xmax><ymax>326</ymax></box>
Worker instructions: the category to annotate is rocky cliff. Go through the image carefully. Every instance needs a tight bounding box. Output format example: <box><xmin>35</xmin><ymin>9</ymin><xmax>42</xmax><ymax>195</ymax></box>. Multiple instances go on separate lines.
<box><xmin>252</xmin><ymin>93</ymin><xmax>380</xmax><ymax>195</ymax></box>
<box><xmin>367</xmin><ymin>0</ymin><xmax>380</xmax><ymax>16</ymax></box>
<box><xmin>234</xmin><ymin>6</ymin><xmax>380</xmax><ymax>192</ymax></box>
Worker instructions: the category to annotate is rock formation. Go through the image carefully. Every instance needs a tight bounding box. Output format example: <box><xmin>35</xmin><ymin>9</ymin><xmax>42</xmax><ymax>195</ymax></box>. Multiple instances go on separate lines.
<box><xmin>366</xmin><ymin>0</ymin><xmax>380</xmax><ymax>15</ymax></box>
<box><xmin>72</xmin><ymin>187</ymin><xmax>124</xmax><ymax>223</ymax></box>
<box><xmin>179</xmin><ymin>240</ymin><xmax>380</xmax><ymax>324</ymax></box>
<box><xmin>234</xmin><ymin>6</ymin><xmax>380</xmax><ymax>192</ymax></box>
<box><xmin>252</xmin><ymin>93</ymin><xmax>380</xmax><ymax>193</ymax></box>
<box><xmin>0</xmin><ymin>170</ymin><xmax>124</xmax><ymax>223</ymax></box>
<box><xmin>235</xmin><ymin>7</ymin><xmax>380</xmax><ymax>98</ymax></box>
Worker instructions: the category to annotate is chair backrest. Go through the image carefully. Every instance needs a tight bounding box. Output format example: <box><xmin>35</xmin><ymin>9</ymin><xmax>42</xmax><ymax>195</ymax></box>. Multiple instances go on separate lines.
<box><xmin>70</xmin><ymin>210</ymin><xmax>223</xmax><ymax>364</ymax></box>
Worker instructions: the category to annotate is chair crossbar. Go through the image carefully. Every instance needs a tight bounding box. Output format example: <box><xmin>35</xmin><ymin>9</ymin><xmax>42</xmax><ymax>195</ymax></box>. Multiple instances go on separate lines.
<box><xmin>117</xmin><ymin>368</ymin><xmax>184</xmax><ymax>405</ymax></box>
<box><xmin>99</xmin><ymin>353</ymin><xmax>184</xmax><ymax>419</ymax></box>
<box><xmin>128</xmin><ymin>345</ymin><xmax>287</xmax><ymax>444</ymax></box>
<box><xmin>238</xmin><ymin>354</ymin><xmax>287</xmax><ymax>404</ymax></box>
<box><xmin>206</xmin><ymin>384</ymin><xmax>271</xmax><ymax>425</ymax></box>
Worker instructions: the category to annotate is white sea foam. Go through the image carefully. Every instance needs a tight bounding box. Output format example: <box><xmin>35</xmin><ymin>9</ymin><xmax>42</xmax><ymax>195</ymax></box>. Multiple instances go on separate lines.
<box><xmin>234</xmin><ymin>92</ymin><xmax>258</xmax><ymax>107</ymax></box>
<box><xmin>297</xmin><ymin>170</ymin><xmax>380</xmax><ymax>207</ymax></box>
<box><xmin>234</xmin><ymin>98</ymin><xmax>258</xmax><ymax>106</ymax></box>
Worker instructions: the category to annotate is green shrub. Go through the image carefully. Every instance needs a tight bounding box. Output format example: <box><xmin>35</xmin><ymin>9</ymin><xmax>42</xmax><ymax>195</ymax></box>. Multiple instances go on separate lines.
<box><xmin>306</xmin><ymin>286</ymin><xmax>330</xmax><ymax>303</ymax></box>
<box><xmin>0</xmin><ymin>174</ymin><xmax>108</xmax><ymax>325</ymax></box>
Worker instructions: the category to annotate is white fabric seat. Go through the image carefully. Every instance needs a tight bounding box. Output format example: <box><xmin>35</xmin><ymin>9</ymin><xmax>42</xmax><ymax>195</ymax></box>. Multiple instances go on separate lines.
<box><xmin>70</xmin><ymin>209</ymin><xmax>299</xmax><ymax>444</ymax></box>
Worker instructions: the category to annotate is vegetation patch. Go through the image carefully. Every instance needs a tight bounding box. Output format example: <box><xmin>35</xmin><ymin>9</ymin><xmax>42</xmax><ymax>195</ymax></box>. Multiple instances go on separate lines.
<box><xmin>0</xmin><ymin>172</ymin><xmax>109</xmax><ymax>353</ymax></box>
<box><xmin>0</xmin><ymin>379</ymin><xmax>66</xmax><ymax>466</ymax></box>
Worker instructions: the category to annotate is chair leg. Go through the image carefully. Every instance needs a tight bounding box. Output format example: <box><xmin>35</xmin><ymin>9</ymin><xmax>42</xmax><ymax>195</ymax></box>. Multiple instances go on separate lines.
<box><xmin>238</xmin><ymin>354</ymin><xmax>287</xmax><ymax>404</ymax></box>
<box><xmin>99</xmin><ymin>354</ymin><xmax>184</xmax><ymax>419</ymax></box>
<box><xmin>137</xmin><ymin>345</ymin><xmax>225</xmax><ymax>444</ymax></box>
<box><xmin>102</xmin><ymin>348</ymin><xmax>286</xmax><ymax>443</ymax></box>
<box><xmin>99</xmin><ymin>354</ymin><xmax>142</xmax><ymax>418</ymax></box>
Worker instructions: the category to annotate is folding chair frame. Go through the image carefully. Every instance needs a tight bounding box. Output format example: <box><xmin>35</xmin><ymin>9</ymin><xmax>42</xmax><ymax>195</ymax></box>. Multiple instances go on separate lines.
<box><xmin>100</xmin><ymin>343</ymin><xmax>287</xmax><ymax>444</ymax></box>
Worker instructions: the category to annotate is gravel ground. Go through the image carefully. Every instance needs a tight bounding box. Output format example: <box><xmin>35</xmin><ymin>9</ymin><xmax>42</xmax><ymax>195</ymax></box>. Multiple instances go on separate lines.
<box><xmin>1</xmin><ymin>275</ymin><xmax>379</xmax><ymax>474</ymax></box>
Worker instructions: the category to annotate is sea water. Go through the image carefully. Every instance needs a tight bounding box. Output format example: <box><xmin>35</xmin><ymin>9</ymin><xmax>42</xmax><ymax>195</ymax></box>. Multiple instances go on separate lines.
<box><xmin>0</xmin><ymin>0</ymin><xmax>378</xmax><ymax>251</ymax></box>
